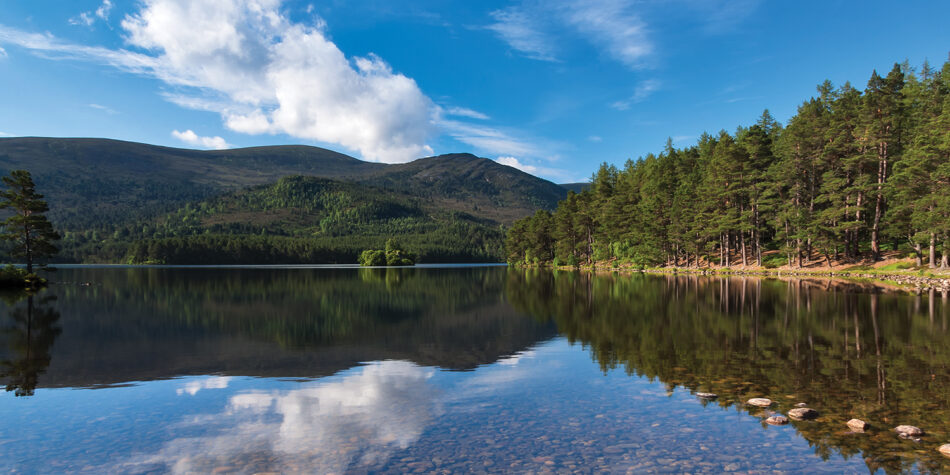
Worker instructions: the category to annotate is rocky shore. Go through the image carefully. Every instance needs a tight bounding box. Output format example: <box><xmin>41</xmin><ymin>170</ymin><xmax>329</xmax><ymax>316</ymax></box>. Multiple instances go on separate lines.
<box><xmin>645</xmin><ymin>268</ymin><xmax>950</xmax><ymax>293</ymax></box>
<box><xmin>550</xmin><ymin>264</ymin><xmax>950</xmax><ymax>293</ymax></box>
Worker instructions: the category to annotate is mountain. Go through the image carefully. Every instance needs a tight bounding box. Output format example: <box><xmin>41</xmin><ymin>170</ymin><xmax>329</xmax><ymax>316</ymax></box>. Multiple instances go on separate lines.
<box><xmin>0</xmin><ymin>137</ymin><xmax>567</xmax><ymax>263</ymax></box>
<box><xmin>0</xmin><ymin>137</ymin><xmax>566</xmax><ymax>229</ymax></box>
<box><xmin>559</xmin><ymin>182</ymin><xmax>590</xmax><ymax>193</ymax></box>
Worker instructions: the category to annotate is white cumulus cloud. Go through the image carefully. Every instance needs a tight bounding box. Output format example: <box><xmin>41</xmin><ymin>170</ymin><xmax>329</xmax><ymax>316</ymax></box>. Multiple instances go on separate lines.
<box><xmin>172</xmin><ymin>129</ymin><xmax>231</xmax><ymax>150</ymax></box>
<box><xmin>96</xmin><ymin>0</ymin><xmax>115</xmax><ymax>20</ymax></box>
<box><xmin>4</xmin><ymin>0</ymin><xmax>436</xmax><ymax>163</ymax></box>
<box><xmin>496</xmin><ymin>156</ymin><xmax>539</xmax><ymax>174</ymax></box>
<box><xmin>119</xmin><ymin>0</ymin><xmax>434</xmax><ymax>162</ymax></box>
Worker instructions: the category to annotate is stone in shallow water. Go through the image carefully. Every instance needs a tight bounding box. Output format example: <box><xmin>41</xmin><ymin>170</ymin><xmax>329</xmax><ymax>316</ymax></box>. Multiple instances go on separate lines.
<box><xmin>794</xmin><ymin>402</ymin><xmax>808</xmax><ymax>408</ymax></box>
<box><xmin>788</xmin><ymin>408</ymin><xmax>819</xmax><ymax>420</ymax></box>
<box><xmin>894</xmin><ymin>425</ymin><xmax>924</xmax><ymax>437</ymax></box>
<box><xmin>766</xmin><ymin>415</ymin><xmax>789</xmax><ymax>425</ymax></box>
<box><xmin>939</xmin><ymin>444</ymin><xmax>950</xmax><ymax>457</ymax></box>
<box><xmin>847</xmin><ymin>419</ymin><xmax>869</xmax><ymax>432</ymax></box>
<box><xmin>746</xmin><ymin>398</ymin><xmax>772</xmax><ymax>407</ymax></box>
<box><xmin>696</xmin><ymin>392</ymin><xmax>717</xmax><ymax>399</ymax></box>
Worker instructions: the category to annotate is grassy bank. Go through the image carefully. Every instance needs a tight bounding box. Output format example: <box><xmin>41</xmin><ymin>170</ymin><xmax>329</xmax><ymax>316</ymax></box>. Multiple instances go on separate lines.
<box><xmin>519</xmin><ymin>259</ymin><xmax>950</xmax><ymax>293</ymax></box>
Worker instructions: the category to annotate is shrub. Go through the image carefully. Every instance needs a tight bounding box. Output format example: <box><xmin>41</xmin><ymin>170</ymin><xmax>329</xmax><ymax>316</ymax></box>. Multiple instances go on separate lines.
<box><xmin>762</xmin><ymin>254</ymin><xmax>786</xmax><ymax>269</ymax></box>
<box><xmin>358</xmin><ymin>250</ymin><xmax>386</xmax><ymax>266</ymax></box>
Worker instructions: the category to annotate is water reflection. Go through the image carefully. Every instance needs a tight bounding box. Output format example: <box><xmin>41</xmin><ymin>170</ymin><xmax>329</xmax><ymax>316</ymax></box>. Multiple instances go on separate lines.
<box><xmin>1</xmin><ymin>267</ymin><xmax>554</xmax><ymax>389</ymax></box>
<box><xmin>506</xmin><ymin>269</ymin><xmax>950</xmax><ymax>473</ymax></box>
<box><xmin>1</xmin><ymin>267</ymin><xmax>948</xmax><ymax>473</ymax></box>
<box><xmin>118</xmin><ymin>362</ymin><xmax>439</xmax><ymax>474</ymax></box>
<box><xmin>0</xmin><ymin>293</ymin><xmax>61</xmax><ymax>397</ymax></box>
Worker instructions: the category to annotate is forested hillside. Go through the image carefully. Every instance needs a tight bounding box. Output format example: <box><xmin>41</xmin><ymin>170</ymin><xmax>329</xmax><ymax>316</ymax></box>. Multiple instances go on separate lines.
<box><xmin>507</xmin><ymin>60</ymin><xmax>950</xmax><ymax>269</ymax></box>
<box><xmin>0</xmin><ymin>139</ymin><xmax>569</xmax><ymax>264</ymax></box>
<box><xmin>0</xmin><ymin>139</ymin><xmax>566</xmax><ymax>230</ymax></box>
<box><xmin>60</xmin><ymin>176</ymin><xmax>506</xmax><ymax>264</ymax></box>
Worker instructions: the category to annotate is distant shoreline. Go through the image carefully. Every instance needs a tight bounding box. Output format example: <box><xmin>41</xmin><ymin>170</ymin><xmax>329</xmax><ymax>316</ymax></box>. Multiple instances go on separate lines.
<box><xmin>519</xmin><ymin>263</ymin><xmax>950</xmax><ymax>293</ymax></box>
<box><xmin>40</xmin><ymin>262</ymin><xmax>507</xmax><ymax>270</ymax></box>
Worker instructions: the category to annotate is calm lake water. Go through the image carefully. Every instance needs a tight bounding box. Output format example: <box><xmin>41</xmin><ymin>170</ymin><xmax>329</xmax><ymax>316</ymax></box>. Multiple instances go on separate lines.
<box><xmin>1</xmin><ymin>266</ymin><xmax>949</xmax><ymax>474</ymax></box>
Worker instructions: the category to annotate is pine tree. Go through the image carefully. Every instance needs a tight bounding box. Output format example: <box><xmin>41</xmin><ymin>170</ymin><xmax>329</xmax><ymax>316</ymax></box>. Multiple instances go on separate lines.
<box><xmin>862</xmin><ymin>64</ymin><xmax>905</xmax><ymax>260</ymax></box>
<box><xmin>0</xmin><ymin>171</ymin><xmax>60</xmax><ymax>274</ymax></box>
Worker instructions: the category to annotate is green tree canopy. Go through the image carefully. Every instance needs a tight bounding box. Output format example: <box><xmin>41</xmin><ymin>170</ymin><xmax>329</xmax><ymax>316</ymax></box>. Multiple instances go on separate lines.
<box><xmin>0</xmin><ymin>170</ymin><xmax>60</xmax><ymax>274</ymax></box>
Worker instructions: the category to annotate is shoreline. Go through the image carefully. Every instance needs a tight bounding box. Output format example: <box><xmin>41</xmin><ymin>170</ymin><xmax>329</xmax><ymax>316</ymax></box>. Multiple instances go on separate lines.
<box><xmin>531</xmin><ymin>263</ymin><xmax>950</xmax><ymax>293</ymax></box>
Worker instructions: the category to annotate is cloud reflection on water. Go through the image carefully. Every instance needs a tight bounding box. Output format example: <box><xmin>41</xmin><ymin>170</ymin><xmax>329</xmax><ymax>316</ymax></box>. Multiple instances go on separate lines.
<box><xmin>124</xmin><ymin>361</ymin><xmax>440</xmax><ymax>474</ymax></box>
<box><xmin>176</xmin><ymin>376</ymin><xmax>232</xmax><ymax>396</ymax></box>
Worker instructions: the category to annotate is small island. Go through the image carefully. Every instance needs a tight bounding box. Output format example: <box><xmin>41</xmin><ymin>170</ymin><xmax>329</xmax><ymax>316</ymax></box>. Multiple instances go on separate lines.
<box><xmin>359</xmin><ymin>239</ymin><xmax>416</xmax><ymax>266</ymax></box>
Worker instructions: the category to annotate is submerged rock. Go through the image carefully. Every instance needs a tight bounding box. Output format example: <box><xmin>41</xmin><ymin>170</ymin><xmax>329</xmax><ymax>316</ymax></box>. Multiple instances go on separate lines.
<box><xmin>939</xmin><ymin>444</ymin><xmax>950</xmax><ymax>457</ymax></box>
<box><xmin>847</xmin><ymin>419</ymin><xmax>869</xmax><ymax>432</ymax></box>
<box><xmin>894</xmin><ymin>425</ymin><xmax>924</xmax><ymax>437</ymax></box>
<box><xmin>696</xmin><ymin>392</ymin><xmax>718</xmax><ymax>399</ymax></box>
<box><xmin>794</xmin><ymin>402</ymin><xmax>808</xmax><ymax>408</ymax></box>
<box><xmin>766</xmin><ymin>415</ymin><xmax>789</xmax><ymax>425</ymax></box>
<box><xmin>746</xmin><ymin>398</ymin><xmax>773</xmax><ymax>407</ymax></box>
<box><xmin>788</xmin><ymin>408</ymin><xmax>819</xmax><ymax>420</ymax></box>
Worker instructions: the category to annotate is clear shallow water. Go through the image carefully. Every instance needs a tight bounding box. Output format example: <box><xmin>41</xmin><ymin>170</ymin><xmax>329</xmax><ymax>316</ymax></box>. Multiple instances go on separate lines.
<box><xmin>1</xmin><ymin>267</ymin><xmax>948</xmax><ymax>473</ymax></box>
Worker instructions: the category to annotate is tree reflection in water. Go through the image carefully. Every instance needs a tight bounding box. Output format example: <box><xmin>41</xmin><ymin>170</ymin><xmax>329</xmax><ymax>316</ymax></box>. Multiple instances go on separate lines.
<box><xmin>0</xmin><ymin>292</ymin><xmax>61</xmax><ymax>397</ymax></box>
<box><xmin>505</xmin><ymin>269</ymin><xmax>950</xmax><ymax>473</ymax></box>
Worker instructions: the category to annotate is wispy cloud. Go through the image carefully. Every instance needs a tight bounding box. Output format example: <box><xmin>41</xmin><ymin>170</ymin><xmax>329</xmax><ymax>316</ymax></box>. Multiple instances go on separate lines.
<box><xmin>70</xmin><ymin>0</ymin><xmax>114</xmax><ymax>27</ymax></box>
<box><xmin>0</xmin><ymin>25</ymin><xmax>161</xmax><ymax>73</ymax></box>
<box><xmin>495</xmin><ymin>156</ymin><xmax>572</xmax><ymax>181</ymax></box>
<box><xmin>88</xmin><ymin>103</ymin><xmax>118</xmax><ymax>114</ymax></box>
<box><xmin>486</xmin><ymin>0</ymin><xmax>652</xmax><ymax>70</ymax></box>
<box><xmin>691</xmin><ymin>0</ymin><xmax>760</xmax><ymax>34</ymax></box>
<box><xmin>444</xmin><ymin>106</ymin><xmax>490</xmax><ymax>120</ymax></box>
<box><xmin>485</xmin><ymin>7</ymin><xmax>558</xmax><ymax>62</ymax></box>
<box><xmin>610</xmin><ymin>78</ymin><xmax>661</xmax><ymax>110</ymax></box>
<box><xmin>588</xmin><ymin>135</ymin><xmax>602</xmax><ymax>142</ymax></box>
<box><xmin>559</xmin><ymin>0</ymin><xmax>652</xmax><ymax>69</ymax></box>
<box><xmin>171</xmin><ymin>129</ymin><xmax>230</xmax><ymax>150</ymax></box>
<box><xmin>0</xmin><ymin>46</ymin><xmax>7</xmax><ymax>58</ymax></box>
<box><xmin>440</xmin><ymin>119</ymin><xmax>540</xmax><ymax>158</ymax></box>
<box><xmin>0</xmin><ymin>131</ymin><xmax>14</xmax><ymax>137</ymax></box>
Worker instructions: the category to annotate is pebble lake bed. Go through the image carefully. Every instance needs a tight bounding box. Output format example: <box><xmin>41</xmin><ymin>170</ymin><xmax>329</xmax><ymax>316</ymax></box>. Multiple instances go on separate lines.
<box><xmin>1</xmin><ymin>266</ymin><xmax>949</xmax><ymax>473</ymax></box>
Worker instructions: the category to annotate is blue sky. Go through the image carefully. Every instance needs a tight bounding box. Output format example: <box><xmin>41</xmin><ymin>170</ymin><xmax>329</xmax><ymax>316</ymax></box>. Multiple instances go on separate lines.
<box><xmin>0</xmin><ymin>0</ymin><xmax>947</xmax><ymax>182</ymax></box>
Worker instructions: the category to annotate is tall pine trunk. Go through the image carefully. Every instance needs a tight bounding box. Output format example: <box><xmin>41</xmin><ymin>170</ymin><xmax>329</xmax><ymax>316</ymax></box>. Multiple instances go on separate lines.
<box><xmin>854</xmin><ymin>191</ymin><xmax>864</xmax><ymax>257</ymax></box>
<box><xmin>929</xmin><ymin>232</ymin><xmax>936</xmax><ymax>268</ymax></box>
<box><xmin>870</xmin><ymin>139</ymin><xmax>888</xmax><ymax>261</ymax></box>
<box><xmin>740</xmin><ymin>231</ymin><xmax>747</xmax><ymax>267</ymax></box>
<box><xmin>725</xmin><ymin>232</ymin><xmax>731</xmax><ymax>267</ymax></box>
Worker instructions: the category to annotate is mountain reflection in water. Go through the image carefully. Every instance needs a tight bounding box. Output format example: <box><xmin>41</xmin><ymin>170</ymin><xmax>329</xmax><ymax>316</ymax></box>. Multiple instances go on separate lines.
<box><xmin>0</xmin><ymin>267</ymin><xmax>947</xmax><ymax>473</ymax></box>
